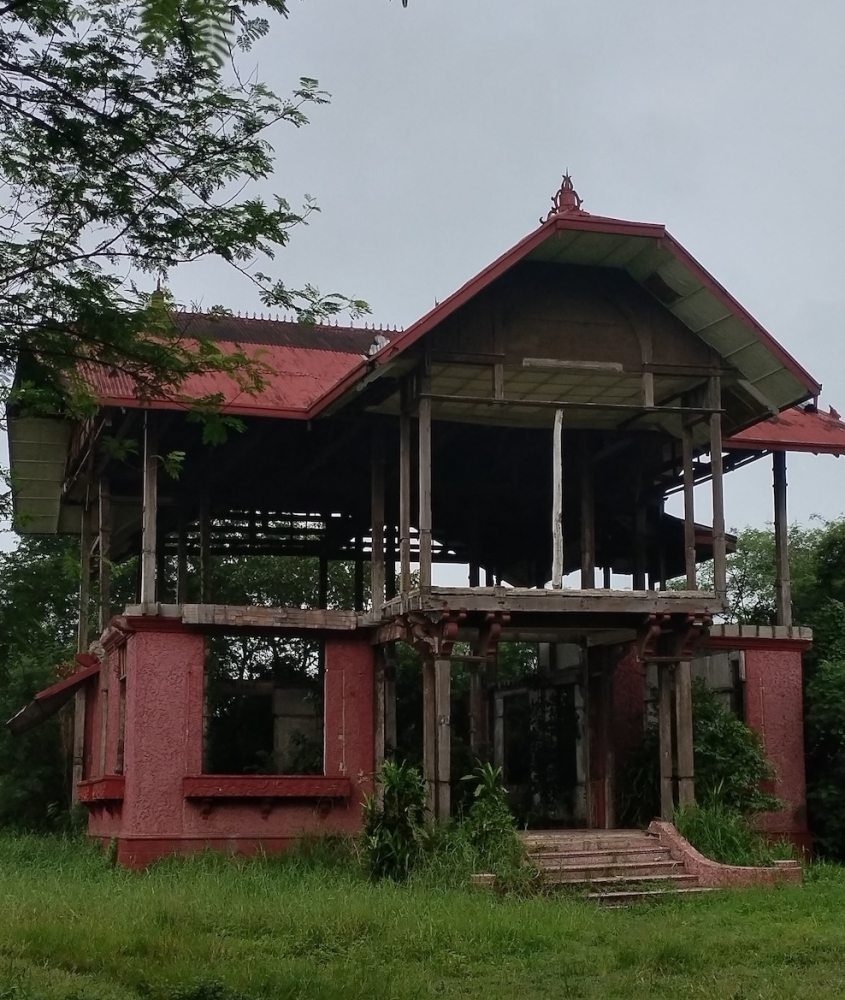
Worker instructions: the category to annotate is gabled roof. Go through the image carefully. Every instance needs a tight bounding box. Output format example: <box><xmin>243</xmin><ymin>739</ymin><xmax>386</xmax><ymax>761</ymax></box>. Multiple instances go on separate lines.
<box><xmin>314</xmin><ymin>177</ymin><xmax>820</xmax><ymax>418</ymax></box>
<box><xmin>725</xmin><ymin>405</ymin><xmax>845</xmax><ymax>456</ymax></box>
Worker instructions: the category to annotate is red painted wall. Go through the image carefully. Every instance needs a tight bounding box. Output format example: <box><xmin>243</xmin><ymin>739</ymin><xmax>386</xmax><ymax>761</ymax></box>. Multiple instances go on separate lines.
<box><xmin>82</xmin><ymin>621</ymin><xmax>377</xmax><ymax>867</ymax></box>
<box><xmin>743</xmin><ymin>647</ymin><xmax>809</xmax><ymax>847</ymax></box>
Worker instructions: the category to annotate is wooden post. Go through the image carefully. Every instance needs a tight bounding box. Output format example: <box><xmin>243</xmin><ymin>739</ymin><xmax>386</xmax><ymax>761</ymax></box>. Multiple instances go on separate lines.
<box><xmin>773</xmin><ymin>450</ymin><xmax>792</xmax><ymax>626</ymax></box>
<box><xmin>435</xmin><ymin>658</ymin><xmax>451</xmax><ymax>820</ymax></box>
<box><xmin>418</xmin><ymin>394</ymin><xmax>433</xmax><ymax>592</ymax></box>
<box><xmin>73</xmin><ymin>503</ymin><xmax>92</xmax><ymax>803</ymax></box>
<box><xmin>98</xmin><ymin>476</ymin><xmax>111</xmax><ymax>631</ymax></box>
<box><xmin>422</xmin><ymin>658</ymin><xmax>437</xmax><ymax>815</ymax></box>
<box><xmin>551</xmin><ymin>409</ymin><xmax>564</xmax><ymax>588</ymax></box>
<box><xmin>176</xmin><ymin>513</ymin><xmax>188</xmax><ymax>605</ymax></box>
<box><xmin>709</xmin><ymin>375</ymin><xmax>727</xmax><ymax>597</ymax></box>
<box><xmin>399</xmin><ymin>392</ymin><xmax>412</xmax><ymax>594</ymax></box>
<box><xmin>682</xmin><ymin>423</ymin><xmax>696</xmax><ymax>590</ymax></box>
<box><xmin>385</xmin><ymin>643</ymin><xmax>398</xmax><ymax>754</ymax></box>
<box><xmin>318</xmin><ymin>552</ymin><xmax>329</xmax><ymax>610</ymax></box>
<box><xmin>385</xmin><ymin>526</ymin><xmax>397</xmax><ymax>601</ymax></box>
<box><xmin>633</xmin><ymin>503</ymin><xmax>647</xmax><ymax>591</ymax></box>
<box><xmin>468</xmin><ymin>664</ymin><xmax>484</xmax><ymax>756</ymax></box>
<box><xmin>675</xmin><ymin>659</ymin><xmax>695</xmax><ymax>808</ymax></box>
<box><xmin>374</xmin><ymin>645</ymin><xmax>386</xmax><ymax>775</ymax></box>
<box><xmin>469</xmin><ymin>561</ymin><xmax>480</xmax><ymax>588</ymax></box>
<box><xmin>580</xmin><ymin>439</ymin><xmax>595</xmax><ymax>589</ymax></box>
<box><xmin>140</xmin><ymin>415</ymin><xmax>158</xmax><ymax>609</ymax></box>
<box><xmin>371</xmin><ymin>427</ymin><xmax>386</xmax><ymax>612</ymax></box>
<box><xmin>354</xmin><ymin>535</ymin><xmax>365</xmax><ymax>612</ymax></box>
<box><xmin>492</xmin><ymin>693</ymin><xmax>505</xmax><ymax>770</ymax></box>
<box><xmin>658</xmin><ymin>663</ymin><xmax>675</xmax><ymax>820</ymax></box>
<box><xmin>199</xmin><ymin>493</ymin><xmax>211</xmax><ymax>604</ymax></box>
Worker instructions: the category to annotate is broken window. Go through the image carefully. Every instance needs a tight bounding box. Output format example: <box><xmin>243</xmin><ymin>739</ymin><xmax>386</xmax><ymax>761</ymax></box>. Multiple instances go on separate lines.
<box><xmin>203</xmin><ymin>633</ymin><xmax>324</xmax><ymax>775</ymax></box>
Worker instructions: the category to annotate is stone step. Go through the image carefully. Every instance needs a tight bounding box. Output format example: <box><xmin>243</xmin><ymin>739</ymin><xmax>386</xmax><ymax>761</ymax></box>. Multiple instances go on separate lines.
<box><xmin>563</xmin><ymin>873</ymin><xmax>699</xmax><ymax>889</ymax></box>
<box><xmin>532</xmin><ymin>849</ymin><xmax>673</xmax><ymax>866</ymax></box>
<box><xmin>543</xmin><ymin>860</ymin><xmax>683</xmax><ymax>882</ymax></box>
<box><xmin>590</xmin><ymin>887</ymin><xmax>719</xmax><ymax>905</ymax></box>
<box><xmin>522</xmin><ymin>832</ymin><xmax>657</xmax><ymax>852</ymax></box>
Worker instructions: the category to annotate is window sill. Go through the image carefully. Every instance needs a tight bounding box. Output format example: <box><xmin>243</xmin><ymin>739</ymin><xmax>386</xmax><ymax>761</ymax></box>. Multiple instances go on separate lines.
<box><xmin>183</xmin><ymin>775</ymin><xmax>352</xmax><ymax>801</ymax></box>
<box><xmin>78</xmin><ymin>776</ymin><xmax>125</xmax><ymax>803</ymax></box>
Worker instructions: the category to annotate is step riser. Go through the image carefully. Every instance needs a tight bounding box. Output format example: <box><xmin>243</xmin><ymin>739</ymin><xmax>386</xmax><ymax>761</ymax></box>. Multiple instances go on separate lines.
<box><xmin>543</xmin><ymin>864</ymin><xmax>682</xmax><ymax>881</ymax></box>
<box><xmin>555</xmin><ymin>874</ymin><xmax>698</xmax><ymax>889</ymax></box>
<box><xmin>524</xmin><ymin>837</ymin><xmax>657</xmax><ymax>851</ymax></box>
<box><xmin>532</xmin><ymin>851</ymin><xmax>673</xmax><ymax>866</ymax></box>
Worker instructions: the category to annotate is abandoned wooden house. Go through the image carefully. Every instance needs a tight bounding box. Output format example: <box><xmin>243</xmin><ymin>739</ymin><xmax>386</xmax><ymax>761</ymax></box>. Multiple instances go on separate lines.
<box><xmin>8</xmin><ymin>175</ymin><xmax>843</xmax><ymax>866</ymax></box>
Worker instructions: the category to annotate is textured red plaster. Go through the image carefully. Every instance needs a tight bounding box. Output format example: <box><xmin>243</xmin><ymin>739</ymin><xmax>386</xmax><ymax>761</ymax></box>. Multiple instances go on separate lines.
<box><xmin>743</xmin><ymin>647</ymin><xmax>808</xmax><ymax>844</ymax></box>
<box><xmin>87</xmin><ymin>622</ymin><xmax>377</xmax><ymax>867</ymax></box>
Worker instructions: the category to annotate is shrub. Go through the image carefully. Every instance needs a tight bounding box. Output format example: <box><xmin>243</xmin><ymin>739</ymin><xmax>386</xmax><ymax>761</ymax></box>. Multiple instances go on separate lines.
<box><xmin>805</xmin><ymin>657</ymin><xmax>845</xmax><ymax>857</ymax></box>
<box><xmin>621</xmin><ymin>679</ymin><xmax>780</xmax><ymax>825</ymax></box>
<box><xmin>362</xmin><ymin>759</ymin><xmax>427</xmax><ymax>881</ymax></box>
<box><xmin>460</xmin><ymin>762</ymin><xmax>524</xmax><ymax>870</ymax></box>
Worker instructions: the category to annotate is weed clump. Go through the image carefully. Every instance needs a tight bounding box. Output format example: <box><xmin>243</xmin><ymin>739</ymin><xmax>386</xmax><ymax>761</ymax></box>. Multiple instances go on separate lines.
<box><xmin>674</xmin><ymin>797</ymin><xmax>795</xmax><ymax>867</ymax></box>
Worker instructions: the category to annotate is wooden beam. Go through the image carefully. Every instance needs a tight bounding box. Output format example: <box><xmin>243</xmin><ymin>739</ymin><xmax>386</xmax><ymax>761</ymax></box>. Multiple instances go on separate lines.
<box><xmin>399</xmin><ymin>387</ymin><xmax>412</xmax><ymax>594</ymax></box>
<box><xmin>418</xmin><ymin>394</ymin><xmax>433</xmax><ymax>591</ymax></box>
<box><xmin>140</xmin><ymin>415</ymin><xmax>158</xmax><ymax>609</ymax></box>
<box><xmin>423</xmin><ymin>393</ymin><xmax>723</xmax><ymax>416</ymax></box>
<box><xmin>682</xmin><ymin>423</ymin><xmax>696</xmax><ymax>590</ymax></box>
<box><xmin>675</xmin><ymin>659</ymin><xmax>695</xmax><ymax>808</ymax></box>
<box><xmin>658</xmin><ymin>664</ymin><xmax>675</xmax><ymax>821</ymax></box>
<box><xmin>181</xmin><ymin>604</ymin><xmax>359</xmax><ymax>630</ymax></box>
<box><xmin>371</xmin><ymin>427</ymin><xmax>386</xmax><ymax>611</ymax></box>
<box><xmin>551</xmin><ymin>409</ymin><xmax>564</xmax><ymax>588</ymax></box>
<box><xmin>580</xmin><ymin>439</ymin><xmax>595</xmax><ymax>588</ymax></box>
<box><xmin>773</xmin><ymin>450</ymin><xmax>792</xmax><ymax>626</ymax></box>
<box><xmin>709</xmin><ymin>376</ymin><xmax>727</xmax><ymax>597</ymax></box>
<box><xmin>435</xmin><ymin>658</ymin><xmax>451</xmax><ymax>820</ymax></box>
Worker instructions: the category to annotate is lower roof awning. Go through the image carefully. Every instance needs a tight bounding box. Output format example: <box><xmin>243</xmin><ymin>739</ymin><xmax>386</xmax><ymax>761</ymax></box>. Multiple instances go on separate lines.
<box><xmin>5</xmin><ymin>657</ymin><xmax>100</xmax><ymax>736</ymax></box>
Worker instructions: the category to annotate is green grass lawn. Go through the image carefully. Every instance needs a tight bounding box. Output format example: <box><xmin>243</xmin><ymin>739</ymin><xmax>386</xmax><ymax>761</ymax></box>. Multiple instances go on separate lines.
<box><xmin>2</xmin><ymin>835</ymin><xmax>845</xmax><ymax>1000</ymax></box>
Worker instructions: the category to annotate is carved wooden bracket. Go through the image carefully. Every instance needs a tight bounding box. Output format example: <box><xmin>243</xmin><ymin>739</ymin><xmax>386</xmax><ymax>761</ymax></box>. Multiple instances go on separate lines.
<box><xmin>478</xmin><ymin>610</ymin><xmax>511</xmax><ymax>658</ymax></box>
<box><xmin>397</xmin><ymin>609</ymin><xmax>467</xmax><ymax>659</ymax></box>
<box><xmin>636</xmin><ymin>612</ymin><xmax>712</xmax><ymax>663</ymax></box>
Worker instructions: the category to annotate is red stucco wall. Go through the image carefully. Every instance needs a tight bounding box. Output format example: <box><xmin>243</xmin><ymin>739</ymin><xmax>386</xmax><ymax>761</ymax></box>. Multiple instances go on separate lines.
<box><xmin>82</xmin><ymin>622</ymin><xmax>377</xmax><ymax>867</ymax></box>
<box><xmin>743</xmin><ymin>646</ymin><xmax>809</xmax><ymax>847</ymax></box>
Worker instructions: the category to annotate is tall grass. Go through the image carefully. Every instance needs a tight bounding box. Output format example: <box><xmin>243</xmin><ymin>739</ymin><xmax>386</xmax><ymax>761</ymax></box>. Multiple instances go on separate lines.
<box><xmin>674</xmin><ymin>801</ymin><xmax>795</xmax><ymax>867</ymax></box>
<box><xmin>0</xmin><ymin>834</ymin><xmax>844</xmax><ymax>999</ymax></box>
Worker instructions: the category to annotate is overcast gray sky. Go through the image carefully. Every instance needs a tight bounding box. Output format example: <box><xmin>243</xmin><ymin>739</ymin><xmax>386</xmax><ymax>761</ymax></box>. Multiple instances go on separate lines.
<box><xmin>14</xmin><ymin>0</ymin><xmax>845</xmax><ymax>541</ymax></box>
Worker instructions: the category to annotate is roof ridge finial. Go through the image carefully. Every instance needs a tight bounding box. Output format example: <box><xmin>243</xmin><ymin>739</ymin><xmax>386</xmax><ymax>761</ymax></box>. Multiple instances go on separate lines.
<box><xmin>544</xmin><ymin>171</ymin><xmax>588</xmax><ymax>222</ymax></box>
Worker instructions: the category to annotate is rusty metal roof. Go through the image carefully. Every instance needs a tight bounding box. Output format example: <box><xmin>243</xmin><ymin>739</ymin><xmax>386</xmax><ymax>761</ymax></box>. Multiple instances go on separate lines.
<box><xmin>725</xmin><ymin>405</ymin><xmax>845</xmax><ymax>455</ymax></box>
<box><xmin>83</xmin><ymin>315</ymin><xmax>392</xmax><ymax>418</ymax></box>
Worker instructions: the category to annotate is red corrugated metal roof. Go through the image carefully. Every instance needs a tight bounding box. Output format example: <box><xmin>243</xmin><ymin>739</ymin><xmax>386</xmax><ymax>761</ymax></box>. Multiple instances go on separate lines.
<box><xmin>83</xmin><ymin>316</ymin><xmax>386</xmax><ymax>418</ymax></box>
<box><xmin>725</xmin><ymin>406</ymin><xmax>845</xmax><ymax>455</ymax></box>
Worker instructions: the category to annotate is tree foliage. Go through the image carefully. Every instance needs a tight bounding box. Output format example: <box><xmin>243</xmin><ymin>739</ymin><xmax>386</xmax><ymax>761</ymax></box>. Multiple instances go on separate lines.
<box><xmin>0</xmin><ymin>0</ymin><xmax>367</xmax><ymax>422</ymax></box>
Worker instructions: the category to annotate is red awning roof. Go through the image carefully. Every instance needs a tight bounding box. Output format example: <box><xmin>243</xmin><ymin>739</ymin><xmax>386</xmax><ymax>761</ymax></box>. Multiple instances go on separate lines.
<box><xmin>5</xmin><ymin>658</ymin><xmax>100</xmax><ymax>736</ymax></box>
<box><xmin>724</xmin><ymin>406</ymin><xmax>845</xmax><ymax>456</ymax></box>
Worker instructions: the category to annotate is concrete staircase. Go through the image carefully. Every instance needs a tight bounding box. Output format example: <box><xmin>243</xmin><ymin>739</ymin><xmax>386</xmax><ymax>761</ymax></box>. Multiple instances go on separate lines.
<box><xmin>521</xmin><ymin>829</ymin><xmax>717</xmax><ymax>904</ymax></box>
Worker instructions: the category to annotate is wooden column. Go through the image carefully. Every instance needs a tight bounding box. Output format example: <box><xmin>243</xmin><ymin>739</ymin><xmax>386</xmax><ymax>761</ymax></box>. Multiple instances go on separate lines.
<box><xmin>682</xmin><ymin>423</ymin><xmax>696</xmax><ymax>589</ymax></box>
<box><xmin>492</xmin><ymin>693</ymin><xmax>505</xmax><ymax>770</ymax></box>
<box><xmin>318</xmin><ymin>552</ymin><xmax>329</xmax><ymax>610</ymax></box>
<box><xmin>773</xmin><ymin>450</ymin><xmax>792</xmax><ymax>626</ymax></box>
<box><xmin>633</xmin><ymin>503</ymin><xmax>647</xmax><ymax>591</ymax></box>
<box><xmin>551</xmin><ymin>409</ymin><xmax>564</xmax><ymax>588</ymax></box>
<box><xmin>418</xmin><ymin>394</ymin><xmax>433</xmax><ymax>592</ymax></box>
<box><xmin>675</xmin><ymin>659</ymin><xmax>695</xmax><ymax>808</ymax></box>
<box><xmin>354</xmin><ymin>535</ymin><xmax>365</xmax><ymax>612</ymax></box>
<box><xmin>73</xmin><ymin>503</ymin><xmax>93</xmax><ymax>803</ymax></box>
<box><xmin>468</xmin><ymin>663</ymin><xmax>485</xmax><ymax>757</ymax></box>
<box><xmin>384</xmin><ymin>643</ymin><xmax>397</xmax><ymax>754</ymax></box>
<box><xmin>140</xmin><ymin>415</ymin><xmax>158</xmax><ymax>609</ymax></box>
<box><xmin>709</xmin><ymin>375</ymin><xmax>727</xmax><ymax>597</ymax></box>
<box><xmin>658</xmin><ymin>663</ymin><xmax>675</xmax><ymax>820</ymax></box>
<box><xmin>97</xmin><ymin>476</ymin><xmax>111</xmax><ymax>631</ymax></box>
<box><xmin>371</xmin><ymin>427</ymin><xmax>386</xmax><ymax>612</ymax></box>
<box><xmin>399</xmin><ymin>393</ymin><xmax>412</xmax><ymax>594</ymax></box>
<box><xmin>176</xmin><ymin>514</ymin><xmax>188</xmax><ymax>605</ymax></box>
<box><xmin>435</xmin><ymin>658</ymin><xmax>451</xmax><ymax>819</ymax></box>
<box><xmin>199</xmin><ymin>493</ymin><xmax>211</xmax><ymax>604</ymax></box>
<box><xmin>374</xmin><ymin>645</ymin><xmax>387</xmax><ymax>775</ymax></box>
<box><xmin>385</xmin><ymin>527</ymin><xmax>397</xmax><ymax>601</ymax></box>
<box><xmin>422</xmin><ymin>658</ymin><xmax>437</xmax><ymax>814</ymax></box>
<box><xmin>580</xmin><ymin>439</ymin><xmax>595</xmax><ymax>589</ymax></box>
